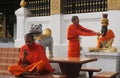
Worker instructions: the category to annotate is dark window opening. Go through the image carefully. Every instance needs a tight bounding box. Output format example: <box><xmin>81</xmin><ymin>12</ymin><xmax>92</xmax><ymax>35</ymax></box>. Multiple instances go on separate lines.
<box><xmin>0</xmin><ymin>0</ymin><xmax>20</xmax><ymax>42</ymax></box>
<box><xmin>25</xmin><ymin>0</ymin><xmax>50</xmax><ymax>17</ymax></box>
<box><xmin>62</xmin><ymin>0</ymin><xmax>108</xmax><ymax>14</ymax></box>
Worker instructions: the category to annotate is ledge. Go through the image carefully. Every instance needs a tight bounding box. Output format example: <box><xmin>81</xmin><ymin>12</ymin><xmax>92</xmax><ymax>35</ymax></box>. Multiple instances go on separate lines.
<box><xmin>84</xmin><ymin>52</ymin><xmax>120</xmax><ymax>59</ymax></box>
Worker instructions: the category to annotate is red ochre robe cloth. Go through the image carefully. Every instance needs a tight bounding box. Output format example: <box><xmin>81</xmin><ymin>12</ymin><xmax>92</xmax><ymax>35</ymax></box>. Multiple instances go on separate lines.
<box><xmin>67</xmin><ymin>24</ymin><xmax>97</xmax><ymax>57</ymax></box>
<box><xmin>8</xmin><ymin>43</ymin><xmax>53</xmax><ymax>76</ymax></box>
<box><xmin>97</xmin><ymin>29</ymin><xmax>115</xmax><ymax>48</ymax></box>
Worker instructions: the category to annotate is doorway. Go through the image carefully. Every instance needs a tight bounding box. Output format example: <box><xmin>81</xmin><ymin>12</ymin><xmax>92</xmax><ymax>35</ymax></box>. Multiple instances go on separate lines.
<box><xmin>0</xmin><ymin>0</ymin><xmax>20</xmax><ymax>42</ymax></box>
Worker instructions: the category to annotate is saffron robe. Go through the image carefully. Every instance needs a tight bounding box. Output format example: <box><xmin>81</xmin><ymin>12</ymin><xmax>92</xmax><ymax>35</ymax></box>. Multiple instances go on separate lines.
<box><xmin>67</xmin><ymin>24</ymin><xmax>97</xmax><ymax>57</ymax></box>
<box><xmin>97</xmin><ymin>29</ymin><xmax>115</xmax><ymax>48</ymax></box>
<box><xmin>8</xmin><ymin>43</ymin><xmax>53</xmax><ymax>76</ymax></box>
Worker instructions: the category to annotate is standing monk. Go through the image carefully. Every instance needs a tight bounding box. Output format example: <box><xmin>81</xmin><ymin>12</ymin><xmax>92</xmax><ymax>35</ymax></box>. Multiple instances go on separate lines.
<box><xmin>67</xmin><ymin>16</ymin><xmax>99</xmax><ymax>57</ymax></box>
<box><xmin>8</xmin><ymin>33</ymin><xmax>53</xmax><ymax>77</ymax></box>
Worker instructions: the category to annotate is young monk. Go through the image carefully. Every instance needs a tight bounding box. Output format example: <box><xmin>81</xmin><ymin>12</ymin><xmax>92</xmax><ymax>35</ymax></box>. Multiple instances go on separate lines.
<box><xmin>8</xmin><ymin>33</ymin><xmax>53</xmax><ymax>77</ymax></box>
<box><xmin>67</xmin><ymin>16</ymin><xmax>100</xmax><ymax>57</ymax></box>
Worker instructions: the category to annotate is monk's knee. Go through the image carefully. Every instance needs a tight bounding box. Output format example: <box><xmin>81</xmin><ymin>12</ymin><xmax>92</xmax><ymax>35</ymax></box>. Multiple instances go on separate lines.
<box><xmin>36</xmin><ymin>60</ymin><xmax>46</xmax><ymax>70</ymax></box>
<box><xmin>8</xmin><ymin>65</ymin><xmax>18</xmax><ymax>72</ymax></box>
<box><xmin>7</xmin><ymin>65</ymin><xmax>14</xmax><ymax>72</ymax></box>
<box><xmin>38</xmin><ymin>60</ymin><xmax>46</xmax><ymax>66</ymax></box>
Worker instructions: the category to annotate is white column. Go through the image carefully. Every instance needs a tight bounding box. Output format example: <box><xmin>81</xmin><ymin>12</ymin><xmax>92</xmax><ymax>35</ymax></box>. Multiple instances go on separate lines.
<box><xmin>108</xmin><ymin>10</ymin><xmax>120</xmax><ymax>49</ymax></box>
<box><xmin>14</xmin><ymin>7</ymin><xmax>28</xmax><ymax>47</ymax></box>
<box><xmin>50</xmin><ymin>14</ymin><xmax>62</xmax><ymax>44</ymax></box>
<box><xmin>49</xmin><ymin>14</ymin><xmax>69</xmax><ymax>57</ymax></box>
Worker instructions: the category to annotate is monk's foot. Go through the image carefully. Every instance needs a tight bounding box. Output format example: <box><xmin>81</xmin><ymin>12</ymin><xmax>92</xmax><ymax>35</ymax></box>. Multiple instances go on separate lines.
<box><xmin>33</xmin><ymin>72</ymin><xmax>41</xmax><ymax>76</ymax></box>
<box><xmin>15</xmin><ymin>77</ymin><xmax>22</xmax><ymax>78</ymax></box>
<box><xmin>22</xmin><ymin>71</ymin><xmax>33</xmax><ymax>75</ymax></box>
<box><xmin>15</xmin><ymin>75</ymin><xmax>23</xmax><ymax>78</ymax></box>
<box><xmin>36</xmin><ymin>70</ymin><xmax>50</xmax><ymax>75</ymax></box>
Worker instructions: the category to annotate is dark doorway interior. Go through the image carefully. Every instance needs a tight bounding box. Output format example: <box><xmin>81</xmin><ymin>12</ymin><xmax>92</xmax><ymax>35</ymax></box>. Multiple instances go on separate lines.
<box><xmin>0</xmin><ymin>0</ymin><xmax>21</xmax><ymax>42</ymax></box>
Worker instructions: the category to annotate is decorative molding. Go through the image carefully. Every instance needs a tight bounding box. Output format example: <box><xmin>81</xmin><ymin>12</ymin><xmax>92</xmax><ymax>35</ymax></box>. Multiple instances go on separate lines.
<box><xmin>50</xmin><ymin>0</ymin><xmax>61</xmax><ymax>15</ymax></box>
<box><xmin>20</xmin><ymin>0</ymin><xmax>26</xmax><ymax>7</ymax></box>
<box><xmin>85</xmin><ymin>52</ymin><xmax>120</xmax><ymax>59</ymax></box>
<box><xmin>64</xmin><ymin>17</ymin><xmax>101</xmax><ymax>22</ymax></box>
<box><xmin>108</xmin><ymin>0</ymin><xmax>120</xmax><ymax>10</ymax></box>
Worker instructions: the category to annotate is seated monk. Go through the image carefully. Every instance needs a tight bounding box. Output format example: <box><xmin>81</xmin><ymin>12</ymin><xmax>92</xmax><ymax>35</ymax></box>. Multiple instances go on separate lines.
<box><xmin>8</xmin><ymin>33</ymin><xmax>54</xmax><ymax>77</ymax></box>
<box><xmin>88</xmin><ymin>14</ymin><xmax>117</xmax><ymax>52</ymax></box>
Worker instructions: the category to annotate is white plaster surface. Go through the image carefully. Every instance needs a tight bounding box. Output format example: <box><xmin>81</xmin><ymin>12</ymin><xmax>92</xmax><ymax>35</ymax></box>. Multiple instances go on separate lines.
<box><xmin>84</xmin><ymin>52</ymin><xmax>120</xmax><ymax>78</ymax></box>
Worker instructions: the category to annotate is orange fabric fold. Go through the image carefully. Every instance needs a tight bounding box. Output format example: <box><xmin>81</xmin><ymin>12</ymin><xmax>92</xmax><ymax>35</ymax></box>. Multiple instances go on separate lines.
<box><xmin>97</xmin><ymin>29</ymin><xmax>115</xmax><ymax>48</ymax></box>
<box><xmin>28</xmin><ymin>60</ymin><xmax>45</xmax><ymax>72</ymax></box>
<box><xmin>8</xmin><ymin>60</ymin><xmax>45</xmax><ymax>76</ymax></box>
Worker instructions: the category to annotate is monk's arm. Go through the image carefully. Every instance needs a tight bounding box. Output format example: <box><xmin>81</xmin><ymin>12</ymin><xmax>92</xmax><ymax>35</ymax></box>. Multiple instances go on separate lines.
<box><xmin>18</xmin><ymin>47</ymin><xmax>30</xmax><ymax>67</ymax></box>
<box><xmin>78</xmin><ymin>25</ymin><xmax>97</xmax><ymax>36</ymax></box>
<box><xmin>18</xmin><ymin>48</ymin><xmax>23</xmax><ymax>65</ymax></box>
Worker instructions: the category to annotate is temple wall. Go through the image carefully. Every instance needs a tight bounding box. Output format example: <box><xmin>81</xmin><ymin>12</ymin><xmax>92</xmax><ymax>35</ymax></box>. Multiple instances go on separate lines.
<box><xmin>0</xmin><ymin>0</ymin><xmax>120</xmax><ymax>75</ymax></box>
<box><xmin>14</xmin><ymin>8</ymin><xmax>120</xmax><ymax>57</ymax></box>
<box><xmin>13</xmin><ymin>9</ymin><xmax>120</xmax><ymax>74</ymax></box>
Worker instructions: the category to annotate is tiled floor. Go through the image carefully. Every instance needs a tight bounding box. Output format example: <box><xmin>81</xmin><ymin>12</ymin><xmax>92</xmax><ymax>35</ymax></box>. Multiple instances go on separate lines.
<box><xmin>0</xmin><ymin>76</ymin><xmax>22</xmax><ymax>78</ymax></box>
<box><xmin>0</xmin><ymin>75</ymin><xmax>88</xmax><ymax>78</ymax></box>
<box><xmin>0</xmin><ymin>72</ymin><xmax>87</xmax><ymax>78</ymax></box>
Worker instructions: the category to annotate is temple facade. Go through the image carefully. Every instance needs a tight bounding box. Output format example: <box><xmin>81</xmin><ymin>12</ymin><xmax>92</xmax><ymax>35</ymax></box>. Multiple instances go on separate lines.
<box><xmin>0</xmin><ymin>0</ymin><xmax>120</xmax><ymax>56</ymax></box>
<box><xmin>14</xmin><ymin>0</ymin><xmax>120</xmax><ymax>54</ymax></box>
<box><xmin>0</xmin><ymin>0</ymin><xmax>120</xmax><ymax>77</ymax></box>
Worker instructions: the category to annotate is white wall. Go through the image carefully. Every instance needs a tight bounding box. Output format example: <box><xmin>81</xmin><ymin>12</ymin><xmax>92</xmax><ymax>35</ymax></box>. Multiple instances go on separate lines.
<box><xmin>15</xmin><ymin>7</ymin><xmax>120</xmax><ymax>55</ymax></box>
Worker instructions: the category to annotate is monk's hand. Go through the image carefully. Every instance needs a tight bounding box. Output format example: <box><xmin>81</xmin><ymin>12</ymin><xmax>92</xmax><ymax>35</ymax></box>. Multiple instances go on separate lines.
<box><xmin>22</xmin><ymin>50</ymin><xmax>28</xmax><ymax>61</ymax></box>
<box><xmin>21</xmin><ymin>63</ymin><xmax>28</xmax><ymax>67</ymax></box>
<box><xmin>21</xmin><ymin>59</ymin><xmax>30</xmax><ymax>67</ymax></box>
<box><xmin>21</xmin><ymin>50</ymin><xmax>29</xmax><ymax>67</ymax></box>
<box><xmin>96</xmin><ymin>32</ymin><xmax>101</xmax><ymax>36</ymax></box>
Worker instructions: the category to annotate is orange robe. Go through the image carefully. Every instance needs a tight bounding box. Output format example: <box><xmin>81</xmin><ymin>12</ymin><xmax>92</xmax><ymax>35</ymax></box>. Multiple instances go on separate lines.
<box><xmin>8</xmin><ymin>43</ymin><xmax>53</xmax><ymax>76</ymax></box>
<box><xmin>97</xmin><ymin>29</ymin><xmax>115</xmax><ymax>48</ymax></box>
<box><xmin>67</xmin><ymin>24</ymin><xmax>97</xmax><ymax>57</ymax></box>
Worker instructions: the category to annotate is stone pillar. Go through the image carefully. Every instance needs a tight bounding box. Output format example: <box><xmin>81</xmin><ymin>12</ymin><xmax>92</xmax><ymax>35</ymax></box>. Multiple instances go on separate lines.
<box><xmin>50</xmin><ymin>0</ymin><xmax>63</xmax><ymax>44</ymax></box>
<box><xmin>108</xmin><ymin>0</ymin><xmax>120</xmax><ymax>10</ymax></box>
<box><xmin>14</xmin><ymin>7</ymin><xmax>28</xmax><ymax>47</ymax></box>
<box><xmin>107</xmin><ymin>0</ymin><xmax>120</xmax><ymax>48</ymax></box>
